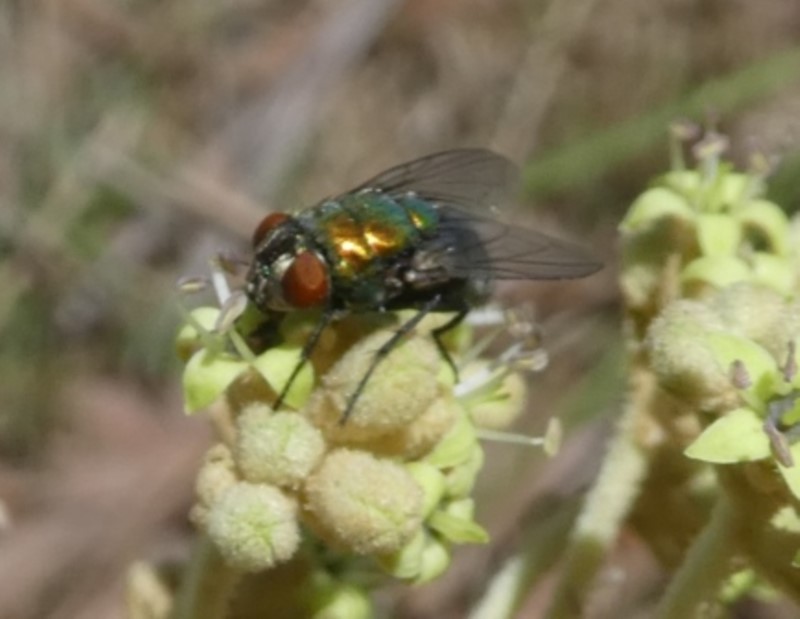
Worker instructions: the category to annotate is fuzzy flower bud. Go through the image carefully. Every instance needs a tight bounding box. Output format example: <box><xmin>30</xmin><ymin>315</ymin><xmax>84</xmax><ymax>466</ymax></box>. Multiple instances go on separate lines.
<box><xmin>304</xmin><ymin>449</ymin><xmax>424</xmax><ymax>555</ymax></box>
<box><xmin>710</xmin><ymin>283</ymin><xmax>795</xmax><ymax>358</ymax></box>
<box><xmin>305</xmin><ymin>330</ymin><xmax>441</xmax><ymax>441</ymax></box>
<box><xmin>646</xmin><ymin>300</ymin><xmax>737</xmax><ymax>411</ymax></box>
<box><xmin>235</xmin><ymin>407</ymin><xmax>325</xmax><ymax>489</ymax></box>
<box><xmin>206</xmin><ymin>482</ymin><xmax>300</xmax><ymax>572</ymax></box>
<box><xmin>192</xmin><ymin>444</ymin><xmax>238</xmax><ymax>527</ymax></box>
<box><xmin>344</xmin><ymin>395</ymin><xmax>460</xmax><ymax>459</ymax></box>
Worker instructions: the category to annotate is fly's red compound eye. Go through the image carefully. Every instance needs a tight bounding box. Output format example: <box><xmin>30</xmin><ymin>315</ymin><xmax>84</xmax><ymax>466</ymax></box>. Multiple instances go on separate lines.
<box><xmin>282</xmin><ymin>251</ymin><xmax>329</xmax><ymax>308</ymax></box>
<box><xmin>252</xmin><ymin>212</ymin><xmax>290</xmax><ymax>247</ymax></box>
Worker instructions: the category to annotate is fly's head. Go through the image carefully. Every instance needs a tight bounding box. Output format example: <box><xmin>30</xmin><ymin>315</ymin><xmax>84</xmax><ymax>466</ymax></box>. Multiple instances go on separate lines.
<box><xmin>246</xmin><ymin>212</ymin><xmax>331</xmax><ymax>312</ymax></box>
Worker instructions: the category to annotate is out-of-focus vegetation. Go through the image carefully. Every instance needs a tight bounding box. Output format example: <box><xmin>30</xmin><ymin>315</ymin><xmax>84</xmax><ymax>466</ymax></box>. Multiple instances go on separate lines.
<box><xmin>3</xmin><ymin>1</ymin><xmax>800</xmax><ymax>617</ymax></box>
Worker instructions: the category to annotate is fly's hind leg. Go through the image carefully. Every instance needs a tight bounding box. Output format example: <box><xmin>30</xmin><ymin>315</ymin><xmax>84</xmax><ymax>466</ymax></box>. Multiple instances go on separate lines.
<box><xmin>431</xmin><ymin>308</ymin><xmax>468</xmax><ymax>383</ymax></box>
<box><xmin>340</xmin><ymin>294</ymin><xmax>444</xmax><ymax>424</ymax></box>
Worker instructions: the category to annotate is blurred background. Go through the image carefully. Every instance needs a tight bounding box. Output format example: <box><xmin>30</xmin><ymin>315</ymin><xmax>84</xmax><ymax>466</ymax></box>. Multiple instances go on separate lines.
<box><xmin>2</xmin><ymin>1</ymin><xmax>800</xmax><ymax>617</ymax></box>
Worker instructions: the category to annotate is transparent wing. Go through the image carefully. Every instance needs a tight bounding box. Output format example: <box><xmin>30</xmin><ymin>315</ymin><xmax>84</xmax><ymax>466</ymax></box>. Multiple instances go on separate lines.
<box><xmin>341</xmin><ymin>148</ymin><xmax>518</xmax><ymax>211</ymax></box>
<box><xmin>344</xmin><ymin>148</ymin><xmax>601</xmax><ymax>281</ymax></box>
<box><xmin>433</xmin><ymin>205</ymin><xmax>602</xmax><ymax>280</ymax></box>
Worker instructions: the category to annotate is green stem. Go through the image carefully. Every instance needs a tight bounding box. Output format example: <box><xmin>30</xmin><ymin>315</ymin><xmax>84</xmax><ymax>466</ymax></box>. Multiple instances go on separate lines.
<box><xmin>654</xmin><ymin>495</ymin><xmax>737</xmax><ymax>619</ymax></box>
<box><xmin>546</xmin><ymin>368</ymin><xmax>654</xmax><ymax>619</ymax></box>
<box><xmin>717</xmin><ymin>467</ymin><xmax>800</xmax><ymax>604</ymax></box>
<box><xmin>170</xmin><ymin>535</ymin><xmax>241</xmax><ymax>619</ymax></box>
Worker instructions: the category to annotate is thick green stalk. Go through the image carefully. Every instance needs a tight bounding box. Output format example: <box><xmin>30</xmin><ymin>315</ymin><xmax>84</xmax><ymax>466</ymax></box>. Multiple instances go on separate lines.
<box><xmin>654</xmin><ymin>496</ymin><xmax>737</xmax><ymax>619</ymax></box>
<box><xmin>546</xmin><ymin>367</ymin><xmax>654</xmax><ymax>619</ymax></box>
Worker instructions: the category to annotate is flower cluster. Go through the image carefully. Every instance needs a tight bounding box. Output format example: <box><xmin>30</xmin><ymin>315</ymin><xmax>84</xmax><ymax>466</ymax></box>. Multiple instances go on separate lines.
<box><xmin>176</xmin><ymin>303</ymin><xmax>532</xmax><ymax>613</ymax></box>
<box><xmin>621</xmin><ymin>128</ymin><xmax>800</xmax><ymax>583</ymax></box>
<box><xmin>619</xmin><ymin>131</ymin><xmax>797</xmax><ymax>337</ymax></box>
<box><xmin>647</xmin><ymin>284</ymin><xmax>800</xmax><ymax>499</ymax></box>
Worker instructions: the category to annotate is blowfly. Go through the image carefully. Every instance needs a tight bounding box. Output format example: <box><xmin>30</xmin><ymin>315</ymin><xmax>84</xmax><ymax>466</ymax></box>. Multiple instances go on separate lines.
<box><xmin>244</xmin><ymin>149</ymin><xmax>601</xmax><ymax>421</ymax></box>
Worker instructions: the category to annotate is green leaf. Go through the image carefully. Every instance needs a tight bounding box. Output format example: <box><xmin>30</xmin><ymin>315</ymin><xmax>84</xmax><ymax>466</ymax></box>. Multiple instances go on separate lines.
<box><xmin>415</xmin><ymin>537</ymin><xmax>451</xmax><ymax>584</ymax></box>
<box><xmin>443</xmin><ymin>447</ymin><xmax>484</xmax><ymax>499</ymax></box>
<box><xmin>697</xmin><ymin>214</ymin><xmax>741</xmax><ymax>256</ymax></box>
<box><xmin>702</xmin><ymin>332</ymin><xmax>777</xmax><ymax>402</ymax></box>
<box><xmin>252</xmin><ymin>345</ymin><xmax>314</xmax><ymax>410</ymax></box>
<box><xmin>405</xmin><ymin>463</ymin><xmax>447</xmax><ymax>519</ymax></box>
<box><xmin>427</xmin><ymin>509</ymin><xmax>489</xmax><ymax>544</ymax></box>
<box><xmin>708</xmin><ymin>171</ymin><xmax>754</xmax><ymax>211</ymax></box>
<box><xmin>659</xmin><ymin>170</ymin><xmax>702</xmax><ymax>201</ymax></box>
<box><xmin>619</xmin><ymin>187</ymin><xmax>695</xmax><ymax>233</ymax></box>
<box><xmin>378</xmin><ymin>531</ymin><xmax>426</xmax><ymax>580</ymax></box>
<box><xmin>175</xmin><ymin>307</ymin><xmax>222</xmax><ymax>361</ymax></box>
<box><xmin>752</xmin><ymin>253</ymin><xmax>795</xmax><ymax>295</ymax></box>
<box><xmin>182</xmin><ymin>349</ymin><xmax>249</xmax><ymax>413</ymax></box>
<box><xmin>424</xmin><ymin>414</ymin><xmax>478</xmax><ymax>469</ymax></box>
<box><xmin>684</xmin><ymin>407</ymin><xmax>770</xmax><ymax>463</ymax></box>
<box><xmin>719</xmin><ymin>569</ymin><xmax>759</xmax><ymax>603</ymax></box>
<box><xmin>771</xmin><ymin>506</ymin><xmax>800</xmax><ymax>534</ymax></box>
<box><xmin>737</xmin><ymin>199</ymin><xmax>789</xmax><ymax>255</ymax></box>
<box><xmin>681</xmin><ymin>255</ymin><xmax>751</xmax><ymax>288</ymax></box>
<box><xmin>176</xmin><ymin>307</ymin><xmax>221</xmax><ymax>339</ymax></box>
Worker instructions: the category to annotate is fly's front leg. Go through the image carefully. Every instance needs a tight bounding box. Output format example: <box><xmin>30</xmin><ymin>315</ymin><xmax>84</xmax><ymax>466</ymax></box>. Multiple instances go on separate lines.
<box><xmin>274</xmin><ymin>307</ymin><xmax>335</xmax><ymax>411</ymax></box>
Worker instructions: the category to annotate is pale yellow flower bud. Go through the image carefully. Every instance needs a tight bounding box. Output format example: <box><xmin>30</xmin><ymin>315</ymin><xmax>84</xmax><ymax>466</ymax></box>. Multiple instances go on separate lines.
<box><xmin>304</xmin><ymin>449</ymin><xmax>424</xmax><ymax>555</ymax></box>
<box><xmin>305</xmin><ymin>330</ymin><xmax>441</xmax><ymax>441</ymax></box>
<box><xmin>206</xmin><ymin>482</ymin><xmax>300</xmax><ymax>572</ymax></box>
<box><xmin>340</xmin><ymin>395</ymin><xmax>460</xmax><ymax>459</ymax></box>
<box><xmin>647</xmin><ymin>300</ymin><xmax>738</xmax><ymax>411</ymax></box>
<box><xmin>235</xmin><ymin>409</ymin><xmax>325</xmax><ymax>489</ymax></box>
<box><xmin>193</xmin><ymin>444</ymin><xmax>238</xmax><ymax>527</ymax></box>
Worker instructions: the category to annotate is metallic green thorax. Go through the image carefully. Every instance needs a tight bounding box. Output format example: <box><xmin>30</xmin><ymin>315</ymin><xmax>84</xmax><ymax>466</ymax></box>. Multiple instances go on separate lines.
<box><xmin>298</xmin><ymin>192</ymin><xmax>439</xmax><ymax>308</ymax></box>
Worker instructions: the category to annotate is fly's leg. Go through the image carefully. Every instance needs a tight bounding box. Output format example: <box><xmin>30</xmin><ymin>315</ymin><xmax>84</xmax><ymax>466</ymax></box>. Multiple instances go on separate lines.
<box><xmin>274</xmin><ymin>307</ymin><xmax>335</xmax><ymax>411</ymax></box>
<box><xmin>431</xmin><ymin>308</ymin><xmax>468</xmax><ymax>383</ymax></box>
<box><xmin>340</xmin><ymin>294</ymin><xmax>442</xmax><ymax>424</ymax></box>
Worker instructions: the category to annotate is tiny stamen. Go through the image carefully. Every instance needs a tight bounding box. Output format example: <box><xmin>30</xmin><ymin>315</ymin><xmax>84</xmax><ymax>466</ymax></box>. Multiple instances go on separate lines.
<box><xmin>466</xmin><ymin>305</ymin><xmax>506</xmax><ymax>327</ymax></box>
<box><xmin>209</xmin><ymin>258</ymin><xmax>233</xmax><ymax>305</ymax></box>
<box><xmin>177</xmin><ymin>276</ymin><xmax>209</xmax><ymax>294</ymax></box>
<box><xmin>511</xmin><ymin>349</ymin><xmax>549</xmax><ymax>373</ymax></box>
<box><xmin>693</xmin><ymin>131</ymin><xmax>730</xmax><ymax>186</ymax></box>
<box><xmin>730</xmin><ymin>360</ymin><xmax>751</xmax><ymax>390</ymax></box>
<box><xmin>474</xmin><ymin>419</ymin><xmax>562</xmax><ymax>456</ymax></box>
<box><xmin>764</xmin><ymin>416</ymin><xmax>795</xmax><ymax>468</ymax></box>
<box><xmin>783</xmin><ymin>341</ymin><xmax>797</xmax><ymax>383</ymax></box>
<box><xmin>215</xmin><ymin>291</ymin><xmax>249</xmax><ymax>333</ymax></box>
<box><xmin>476</xmin><ymin>428</ymin><xmax>545</xmax><ymax>447</ymax></box>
